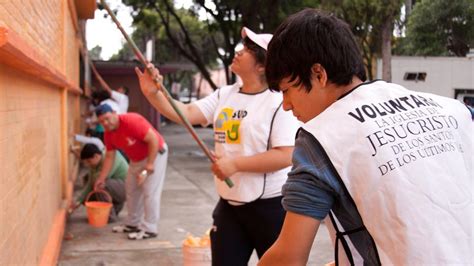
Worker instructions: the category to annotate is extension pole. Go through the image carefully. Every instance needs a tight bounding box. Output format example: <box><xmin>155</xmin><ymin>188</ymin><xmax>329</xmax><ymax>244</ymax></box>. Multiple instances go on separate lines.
<box><xmin>89</xmin><ymin>59</ymin><xmax>112</xmax><ymax>92</ymax></box>
<box><xmin>100</xmin><ymin>0</ymin><xmax>233</xmax><ymax>188</ymax></box>
<box><xmin>78</xmin><ymin>31</ymin><xmax>112</xmax><ymax>92</ymax></box>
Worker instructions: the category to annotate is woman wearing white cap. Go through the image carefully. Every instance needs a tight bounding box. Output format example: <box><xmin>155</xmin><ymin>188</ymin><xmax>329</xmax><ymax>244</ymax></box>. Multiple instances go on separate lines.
<box><xmin>136</xmin><ymin>27</ymin><xmax>299</xmax><ymax>265</ymax></box>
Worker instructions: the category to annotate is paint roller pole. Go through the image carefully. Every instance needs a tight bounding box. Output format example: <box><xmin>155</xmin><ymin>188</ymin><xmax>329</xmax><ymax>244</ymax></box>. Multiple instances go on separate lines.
<box><xmin>78</xmin><ymin>37</ymin><xmax>113</xmax><ymax>92</ymax></box>
<box><xmin>89</xmin><ymin>59</ymin><xmax>113</xmax><ymax>92</ymax></box>
<box><xmin>100</xmin><ymin>0</ymin><xmax>234</xmax><ymax>188</ymax></box>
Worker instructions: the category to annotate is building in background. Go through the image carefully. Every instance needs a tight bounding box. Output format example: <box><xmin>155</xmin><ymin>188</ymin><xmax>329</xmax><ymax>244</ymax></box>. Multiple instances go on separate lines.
<box><xmin>377</xmin><ymin>56</ymin><xmax>474</xmax><ymax>106</ymax></box>
<box><xmin>193</xmin><ymin>66</ymin><xmax>234</xmax><ymax>100</ymax></box>
<box><xmin>0</xmin><ymin>1</ymin><xmax>96</xmax><ymax>265</ymax></box>
<box><xmin>91</xmin><ymin>60</ymin><xmax>195</xmax><ymax>128</ymax></box>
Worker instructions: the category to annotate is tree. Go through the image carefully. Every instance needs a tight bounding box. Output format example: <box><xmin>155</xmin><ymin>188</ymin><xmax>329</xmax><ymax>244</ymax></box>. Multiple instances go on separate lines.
<box><xmin>121</xmin><ymin>0</ymin><xmax>314</xmax><ymax>90</ymax></box>
<box><xmin>196</xmin><ymin>0</ymin><xmax>316</xmax><ymax>84</ymax></box>
<box><xmin>110</xmin><ymin>25</ymin><xmax>150</xmax><ymax>61</ymax></box>
<box><xmin>396</xmin><ymin>0</ymin><xmax>474</xmax><ymax>56</ymax></box>
<box><xmin>89</xmin><ymin>45</ymin><xmax>103</xmax><ymax>60</ymax></box>
<box><xmin>379</xmin><ymin>1</ymin><xmax>403</xmax><ymax>81</ymax></box>
<box><xmin>321</xmin><ymin>0</ymin><xmax>404</xmax><ymax>81</ymax></box>
<box><xmin>120</xmin><ymin>0</ymin><xmax>221</xmax><ymax>90</ymax></box>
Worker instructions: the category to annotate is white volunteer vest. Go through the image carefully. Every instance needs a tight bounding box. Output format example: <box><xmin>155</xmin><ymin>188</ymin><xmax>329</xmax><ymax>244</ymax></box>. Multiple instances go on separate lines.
<box><xmin>303</xmin><ymin>81</ymin><xmax>473</xmax><ymax>265</ymax></box>
<box><xmin>213</xmin><ymin>85</ymin><xmax>288</xmax><ymax>203</ymax></box>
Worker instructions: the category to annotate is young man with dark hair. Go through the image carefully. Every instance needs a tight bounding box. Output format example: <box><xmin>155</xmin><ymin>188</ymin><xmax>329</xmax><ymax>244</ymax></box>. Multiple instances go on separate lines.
<box><xmin>117</xmin><ymin>85</ymin><xmax>129</xmax><ymax>95</ymax></box>
<box><xmin>94</xmin><ymin>103</ymin><xmax>168</xmax><ymax>240</ymax></box>
<box><xmin>92</xmin><ymin>90</ymin><xmax>121</xmax><ymax>114</ymax></box>
<box><xmin>259</xmin><ymin>9</ymin><xmax>473</xmax><ymax>265</ymax></box>
<box><xmin>101</xmin><ymin>84</ymin><xmax>130</xmax><ymax>114</ymax></box>
<box><xmin>69</xmin><ymin>143</ymin><xmax>128</xmax><ymax>222</ymax></box>
<box><xmin>111</xmin><ymin>86</ymin><xmax>129</xmax><ymax>114</ymax></box>
<box><xmin>74</xmin><ymin>128</ymin><xmax>105</xmax><ymax>152</ymax></box>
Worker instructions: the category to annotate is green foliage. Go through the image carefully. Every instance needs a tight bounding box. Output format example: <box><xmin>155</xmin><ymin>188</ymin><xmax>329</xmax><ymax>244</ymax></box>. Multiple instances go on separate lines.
<box><xmin>113</xmin><ymin>0</ymin><xmax>319</xmax><ymax>88</ymax></box>
<box><xmin>397</xmin><ymin>0</ymin><xmax>474</xmax><ymax>56</ymax></box>
<box><xmin>113</xmin><ymin>0</ymin><xmax>413</xmax><ymax>84</ymax></box>
<box><xmin>114</xmin><ymin>0</ymin><xmax>225</xmax><ymax>89</ymax></box>
<box><xmin>89</xmin><ymin>45</ymin><xmax>103</xmax><ymax>60</ymax></box>
<box><xmin>112</xmin><ymin>1</ymin><xmax>216</xmax><ymax>65</ymax></box>
<box><xmin>109</xmin><ymin>26</ymin><xmax>147</xmax><ymax>61</ymax></box>
<box><xmin>322</xmin><ymin>0</ymin><xmax>404</xmax><ymax>79</ymax></box>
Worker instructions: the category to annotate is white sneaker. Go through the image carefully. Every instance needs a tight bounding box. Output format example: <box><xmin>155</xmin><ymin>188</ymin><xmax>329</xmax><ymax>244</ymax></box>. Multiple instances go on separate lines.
<box><xmin>128</xmin><ymin>230</ymin><xmax>157</xmax><ymax>240</ymax></box>
<box><xmin>112</xmin><ymin>225</ymin><xmax>140</xmax><ymax>233</ymax></box>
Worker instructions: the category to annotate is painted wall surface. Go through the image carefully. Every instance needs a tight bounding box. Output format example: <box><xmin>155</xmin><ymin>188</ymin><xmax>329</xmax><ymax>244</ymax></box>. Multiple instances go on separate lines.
<box><xmin>376</xmin><ymin>56</ymin><xmax>474</xmax><ymax>98</ymax></box>
<box><xmin>0</xmin><ymin>65</ymin><xmax>63</xmax><ymax>265</ymax></box>
<box><xmin>0</xmin><ymin>0</ymin><xmax>83</xmax><ymax>264</ymax></box>
<box><xmin>0</xmin><ymin>1</ymin><xmax>63</xmax><ymax>70</ymax></box>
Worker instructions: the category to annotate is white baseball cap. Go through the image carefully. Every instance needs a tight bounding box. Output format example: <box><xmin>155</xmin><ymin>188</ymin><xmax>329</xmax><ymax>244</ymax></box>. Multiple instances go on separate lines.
<box><xmin>241</xmin><ymin>27</ymin><xmax>272</xmax><ymax>51</ymax></box>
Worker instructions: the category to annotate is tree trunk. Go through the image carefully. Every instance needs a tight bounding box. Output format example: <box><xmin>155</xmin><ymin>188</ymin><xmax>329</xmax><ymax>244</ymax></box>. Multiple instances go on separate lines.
<box><xmin>196</xmin><ymin>76</ymin><xmax>203</xmax><ymax>99</ymax></box>
<box><xmin>187</xmin><ymin>74</ymin><xmax>193</xmax><ymax>103</ymax></box>
<box><xmin>155</xmin><ymin>1</ymin><xmax>219</xmax><ymax>91</ymax></box>
<box><xmin>381</xmin><ymin>17</ymin><xmax>393</xmax><ymax>82</ymax></box>
<box><xmin>223</xmin><ymin>62</ymin><xmax>231</xmax><ymax>84</ymax></box>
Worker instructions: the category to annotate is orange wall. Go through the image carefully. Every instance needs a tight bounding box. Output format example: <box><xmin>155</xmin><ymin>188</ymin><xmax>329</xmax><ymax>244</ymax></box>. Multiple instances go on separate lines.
<box><xmin>0</xmin><ymin>0</ymin><xmax>84</xmax><ymax>264</ymax></box>
<box><xmin>0</xmin><ymin>1</ymin><xmax>64</xmax><ymax>71</ymax></box>
<box><xmin>0</xmin><ymin>66</ymin><xmax>63</xmax><ymax>265</ymax></box>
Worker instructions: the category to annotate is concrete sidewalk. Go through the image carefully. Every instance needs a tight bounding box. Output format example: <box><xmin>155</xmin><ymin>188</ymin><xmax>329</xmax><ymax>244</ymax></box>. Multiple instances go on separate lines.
<box><xmin>59</xmin><ymin>123</ymin><xmax>333</xmax><ymax>266</ymax></box>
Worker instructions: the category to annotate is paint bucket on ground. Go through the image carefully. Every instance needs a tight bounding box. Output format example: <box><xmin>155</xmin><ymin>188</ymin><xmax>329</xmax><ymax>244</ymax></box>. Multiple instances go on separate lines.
<box><xmin>182</xmin><ymin>233</ymin><xmax>211</xmax><ymax>266</ymax></box>
<box><xmin>85</xmin><ymin>189</ymin><xmax>112</xmax><ymax>227</ymax></box>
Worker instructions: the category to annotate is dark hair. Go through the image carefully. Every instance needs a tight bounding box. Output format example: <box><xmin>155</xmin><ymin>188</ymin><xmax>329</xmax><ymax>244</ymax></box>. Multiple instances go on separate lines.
<box><xmin>85</xmin><ymin>128</ymin><xmax>102</xmax><ymax>139</ymax></box>
<box><xmin>95</xmin><ymin>103</ymin><xmax>114</xmax><ymax>116</ymax></box>
<box><xmin>92</xmin><ymin>90</ymin><xmax>111</xmax><ymax>103</ymax></box>
<box><xmin>85</xmin><ymin>128</ymin><xmax>96</xmax><ymax>136</ymax></box>
<box><xmin>80</xmin><ymin>144</ymin><xmax>102</xmax><ymax>160</ymax></box>
<box><xmin>243</xmin><ymin>37</ymin><xmax>267</xmax><ymax>66</ymax></box>
<box><xmin>119</xmin><ymin>86</ymin><xmax>129</xmax><ymax>95</ymax></box>
<box><xmin>266</xmin><ymin>9</ymin><xmax>366</xmax><ymax>92</ymax></box>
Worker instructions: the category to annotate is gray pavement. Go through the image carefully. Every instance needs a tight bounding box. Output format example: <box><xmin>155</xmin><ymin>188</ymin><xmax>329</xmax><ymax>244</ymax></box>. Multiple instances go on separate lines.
<box><xmin>59</xmin><ymin>123</ymin><xmax>333</xmax><ymax>266</ymax></box>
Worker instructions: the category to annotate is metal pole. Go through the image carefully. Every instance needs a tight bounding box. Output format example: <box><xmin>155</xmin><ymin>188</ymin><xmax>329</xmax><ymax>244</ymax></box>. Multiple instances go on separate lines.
<box><xmin>100</xmin><ymin>0</ymin><xmax>233</xmax><ymax>188</ymax></box>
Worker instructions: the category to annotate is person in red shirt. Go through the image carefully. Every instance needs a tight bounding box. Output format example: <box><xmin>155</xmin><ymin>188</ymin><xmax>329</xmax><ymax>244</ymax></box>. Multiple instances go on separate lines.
<box><xmin>94</xmin><ymin>103</ymin><xmax>168</xmax><ymax>240</ymax></box>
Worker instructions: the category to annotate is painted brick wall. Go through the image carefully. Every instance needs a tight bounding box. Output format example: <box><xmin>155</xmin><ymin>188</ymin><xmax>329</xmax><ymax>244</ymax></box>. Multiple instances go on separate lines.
<box><xmin>0</xmin><ymin>66</ymin><xmax>63</xmax><ymax>265</ymax></box>
<box><xmin>0</xmin><ymin>0</ymin><xmax>83</xmax><ymax>264</ymax></box>
<box><xmin>0</xmin><ymin>0</ymin><xmax>63</xmax><ymax>71</ymax></box>
<box><xmin>63</xmin><ymin>3</ymin><xmax>80</xmax><ymax>84</ymax></box>
<box><xmin>67</xmin><ymin>93</ymin><xmax>80</xmax><ymax>186</ymax></box>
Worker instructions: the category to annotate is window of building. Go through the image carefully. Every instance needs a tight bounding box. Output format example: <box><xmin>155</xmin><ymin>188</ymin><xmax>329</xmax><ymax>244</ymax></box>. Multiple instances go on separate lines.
<box><xmin>403</xmin><ymin>72</ymin><xmax>427</xmax><ymax>82</ymax></box>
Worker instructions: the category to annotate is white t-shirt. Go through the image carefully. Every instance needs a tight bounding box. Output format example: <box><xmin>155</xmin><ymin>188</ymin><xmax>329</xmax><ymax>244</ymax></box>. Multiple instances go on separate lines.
<box><xmin>100</xmin><ymin>99</ymin><xmax>122</xmax><ymax>114</ymax></box>
<box><xmin>74</xmin><ymin>134</ymin><xmax>105</xmax><ymax>151</ymax></box>
<box><xmin>194</xmin><ymin>83</ymin><xmax>300</xmax><ymax>203</ymax></box>
<box><xmin>111</xmin><ymin>91</ymin><xmax>129</xmax><ymax>114</ymax></box>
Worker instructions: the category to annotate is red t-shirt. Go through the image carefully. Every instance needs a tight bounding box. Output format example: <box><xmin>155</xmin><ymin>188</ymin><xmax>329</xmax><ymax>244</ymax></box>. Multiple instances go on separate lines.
<box><xmin>105</xmin><ymin>113</ymin><xmax>165</xmax><ymax>162</ymax></box>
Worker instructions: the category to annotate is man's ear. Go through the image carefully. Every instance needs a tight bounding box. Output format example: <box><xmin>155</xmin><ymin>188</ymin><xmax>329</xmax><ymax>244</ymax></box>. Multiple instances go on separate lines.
<box><xmin>311</xmin><ymin>64</ymin><xmax>327</xmax><ymax>87</ymax></box>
